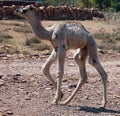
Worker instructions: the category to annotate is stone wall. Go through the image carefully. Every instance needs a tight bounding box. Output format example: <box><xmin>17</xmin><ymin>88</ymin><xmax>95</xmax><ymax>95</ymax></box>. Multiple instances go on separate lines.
<box><xmin>0</xmin><ymin>1</ymin><xmax>104</xmax><ymax>20</ymax></box>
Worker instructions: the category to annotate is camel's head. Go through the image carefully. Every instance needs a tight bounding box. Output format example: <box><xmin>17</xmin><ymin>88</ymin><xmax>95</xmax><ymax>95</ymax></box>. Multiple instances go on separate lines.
<box><xmin>14</xmin><ymin>5</ymin><xmax>40</xmax><ymax>19</ymax></box>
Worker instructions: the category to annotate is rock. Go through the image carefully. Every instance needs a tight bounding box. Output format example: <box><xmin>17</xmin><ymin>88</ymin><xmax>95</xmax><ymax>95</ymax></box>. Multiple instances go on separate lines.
<box><xmin>84</xmin><ymin>95</ymin><xmax>89</xmax><ymax>99</ymax></box>
<box><xmin>62</xmin><ymin>78</ymin><xmax>68</xmax><ymax>82</ymax></box>
<box><xmin>0</xmin><ymin>79</ymin><xmax>5</xmax><ymax>86</ymax></box>
<box><xmin>6</xmin><ymin>110</ymin><xmax>13</xmax><ymax>115</ymax></box>
<box><xmin>98</xmin><ymin>49</ymin><xmax>106</xmax><ymax>54</ymax></box>
<box><xmin>0</xmin><ymin>75</ymin><xmax>4</xmax><ymax>79</ymax></box>
<box><xmin>68</xmin><ymin>84</ymin><xmax>76</xmax><ymax>89</ymax></box>
<box><xmin>116</xmin><ymin>64</ymin><xmax>120</xmax><ymax>67</ymax></box>
<box><xmin>25</xmin><ymin>96</ymin><xmax>31</xmax><ymax>100</ymax></box>
<box><xmin>0</xmin><ymin>5</ymin><xmax>104</xmax><ymax>20</ymax></box>
<box><xmin>15</xmin><ymin>73</ymin><xmax>21</xmax><ymax>76</ymax></box>
<box><xmin>46</xmin><ymin>87</ymin><xmax>52</xmax><ymax>90</ymax></box>
<box><xmin>0</xmin><ymin>111</ymin><xmax>2</xmax><ymax>116</ymax></box>
<box><xmin>20</xmin><ymin>80</ymin><xmax>27</xmax><ymax>83</ymax></box>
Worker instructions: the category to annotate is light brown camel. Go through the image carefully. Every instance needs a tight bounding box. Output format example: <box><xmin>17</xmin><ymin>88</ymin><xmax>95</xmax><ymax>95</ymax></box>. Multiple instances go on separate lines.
<box><xmin>14</xmin><ymin>5</ymin><xmax>107</xmax><ymax>108</ymax></box>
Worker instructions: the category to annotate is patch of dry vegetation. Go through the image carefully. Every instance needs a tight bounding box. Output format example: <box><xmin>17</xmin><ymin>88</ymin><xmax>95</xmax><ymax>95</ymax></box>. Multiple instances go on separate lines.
<box><xmin>95</xmin><ymin>27</ymin><xmax>120</xmax><ymax>52</ymax></box>
<box><xmin>25</xmin><ymin>36</ymin><xmax>51</xmax><ymax>51</ymax></box>
<box><xmin>0</xmin><ymin>34</ymin><xmax>13</xmax><ymax>43</ymax></box>
<box><xmin>0</xmin><ymin>20</ymin><xmax>51</xmax><ymax>55</ymax></box>
<box><xmin>0</xmin><ymin>19</ymin><xmax>120</xmax><ymax>55</ymax></box>
<box><xmin>94</xmin><ymin>12</ymin><xmax>120</xmax><ymax>52</ymax></box>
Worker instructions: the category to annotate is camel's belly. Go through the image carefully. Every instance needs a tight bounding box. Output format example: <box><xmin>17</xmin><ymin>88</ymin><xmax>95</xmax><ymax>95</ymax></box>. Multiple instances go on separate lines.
<box><xmin>66</xmin><ymin>35</ymin><xmax>88</xmax><ymax>49</ymax></box>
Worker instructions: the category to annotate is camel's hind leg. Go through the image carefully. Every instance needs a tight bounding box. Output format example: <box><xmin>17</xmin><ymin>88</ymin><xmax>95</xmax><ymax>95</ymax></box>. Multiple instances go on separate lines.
<box><xmin>61</xmin><ymin>47</ymin><xmax>88</xmax><ymax>105</ymax></box>
<box><xmin>88</xmin><ymin>35</ymin><xmax>107</xmax><ymax>108</ymax></box>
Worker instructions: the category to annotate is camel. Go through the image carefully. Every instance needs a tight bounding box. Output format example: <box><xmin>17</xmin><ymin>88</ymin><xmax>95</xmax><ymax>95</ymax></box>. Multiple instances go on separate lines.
<box><xmin>14</xmin><ymin>5</ymin><xmax>107</xmax><ymax>108</ymax></box>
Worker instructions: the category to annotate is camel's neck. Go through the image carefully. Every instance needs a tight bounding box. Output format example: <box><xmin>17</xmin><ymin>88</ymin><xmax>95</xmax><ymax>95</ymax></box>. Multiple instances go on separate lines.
<box><xmin>28</xmin><ymin>17</ymin><xmax>49</xmax><ymax>40</ymax></box>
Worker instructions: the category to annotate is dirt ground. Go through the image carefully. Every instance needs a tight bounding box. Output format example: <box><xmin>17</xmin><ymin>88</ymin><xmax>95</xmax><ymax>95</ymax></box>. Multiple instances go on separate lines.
<box><xmin>0</xmin><ymin>20</ymin><xmax>120</xmax><ymax>116</ymax></box>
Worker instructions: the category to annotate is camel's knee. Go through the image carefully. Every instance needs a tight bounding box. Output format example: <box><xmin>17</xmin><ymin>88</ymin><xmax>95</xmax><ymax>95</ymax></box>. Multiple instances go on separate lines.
<box><xmin>82</xmin><ymin>76</ymin><xmax>88</xmax><ymax>83</ymax></box>
<box><xmin>42</xmin><ymin>64</ymin><xmax>49</xmax><ymax>76</ymax></box>
<box><xmin>101</xmin><ymin>72</ymin><xmax>108</xmax><ymax>83</ymax></box>
<box><xmin>88</xmin><ymin>58</ymin><xmax>98</xmax><ymax>66</ymax></box>
<box><xmin>88</xmin><ymin>58</ymin><xmax>107</xmax><ymax>82</ymax></box>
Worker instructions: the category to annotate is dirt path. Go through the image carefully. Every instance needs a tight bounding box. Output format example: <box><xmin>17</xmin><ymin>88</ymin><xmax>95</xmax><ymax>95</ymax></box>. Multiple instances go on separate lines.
<box><xmin>0</xmin><ymin>51</ymin><xmax>120</xmax><ymax>116</ymax></box>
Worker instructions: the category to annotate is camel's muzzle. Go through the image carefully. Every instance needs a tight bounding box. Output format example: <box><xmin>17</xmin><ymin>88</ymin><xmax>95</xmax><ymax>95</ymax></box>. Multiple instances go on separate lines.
<box><xmin>14</xmin><ymin>8</ymin><xmax>27</xmax><ymax>15</ymax></box>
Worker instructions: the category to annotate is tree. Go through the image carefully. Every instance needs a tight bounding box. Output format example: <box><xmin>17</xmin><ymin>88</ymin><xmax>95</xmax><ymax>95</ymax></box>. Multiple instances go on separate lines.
<box><xmin>111</xmin><ymin>0</ymin><xmax>120</xmax><ymax>12</ymax></box>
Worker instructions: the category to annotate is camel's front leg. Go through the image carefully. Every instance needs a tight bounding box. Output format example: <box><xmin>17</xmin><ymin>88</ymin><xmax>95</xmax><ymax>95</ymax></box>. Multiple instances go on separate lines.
<box><xmin>52</xmin><ymin>46</ymin><xmax>66</xmax><ymax>104</ymax></box>
<box><xmin>42</xmin><ymin>49</ymin><xmax>57</xmax><ymax>89</ymax></box>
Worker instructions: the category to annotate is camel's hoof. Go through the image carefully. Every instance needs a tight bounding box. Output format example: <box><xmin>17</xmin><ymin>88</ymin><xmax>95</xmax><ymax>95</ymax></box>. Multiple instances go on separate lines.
<box><xmin>60</xmin><ymin>101</ymin><xmax>68</xmax><ymax>105</ymax></box>
<box><xmin>51</xmin><ymin>100</ymin><xmax>58</xmax><ymax>105</ymax></box>
<box><xmin>101</xmin><ymin>101</ymin><xmax>107</xmax><ymax>108</ymax></box>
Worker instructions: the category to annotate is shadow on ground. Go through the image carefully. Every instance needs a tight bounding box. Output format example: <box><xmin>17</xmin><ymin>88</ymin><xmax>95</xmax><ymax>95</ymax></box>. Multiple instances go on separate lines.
<box><xmin>79</xmin><ymin>106</ymin><xmax>120</xmax><ymax>114</ymax></box>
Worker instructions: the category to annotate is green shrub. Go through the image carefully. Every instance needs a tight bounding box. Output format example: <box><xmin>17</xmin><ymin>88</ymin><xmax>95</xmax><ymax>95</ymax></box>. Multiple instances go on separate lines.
<box><xmin>25</xmin><ymin>36</ymin><xmax>50</xmax><ymax>51</ymax></box>
<box><xmin>13</xmin><ymin>26</ymin><xmax>32</xmax><ymax>33</ymax></box>
<box><xmin>32</xmin><ymin>43</ymin><xmax>50</xmax><ymax>51</ymax></box>
<box><xmin>25</xmin><ymin>37</ymin><xmax>41</xmax><ymax>46</ymax></box>
<box><xmin>0</xmin><ymin>34</ymin><xmax>13</xmax><ymax>43</ymax></box>
<box><xmin>94</xmin><ymin>31</ymin><xmax>115</xmax><ymax>43</ymax></box>
<box><xmin>95</xmin><ymin>27</ymin><xmax>120</xmax><ymax>52</ymax></box>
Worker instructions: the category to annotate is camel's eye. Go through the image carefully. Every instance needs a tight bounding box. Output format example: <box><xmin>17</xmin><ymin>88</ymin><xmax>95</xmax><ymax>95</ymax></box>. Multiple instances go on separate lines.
<box><xmin>22</xmin><ymin>9</ymin><xmax>27</xmax><ymax>13</ymax></box>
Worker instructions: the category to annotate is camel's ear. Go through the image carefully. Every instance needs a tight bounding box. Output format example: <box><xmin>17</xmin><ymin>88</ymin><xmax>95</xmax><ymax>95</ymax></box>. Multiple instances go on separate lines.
<box><xmin>29</xmin><ymin>5</ymin><xmax>34</xmax><ymax>10</ymax></box>
<box><xmin>35</xmin><ymin>9</ymin><xmax>40</xmax><ymax>16</ymax></box>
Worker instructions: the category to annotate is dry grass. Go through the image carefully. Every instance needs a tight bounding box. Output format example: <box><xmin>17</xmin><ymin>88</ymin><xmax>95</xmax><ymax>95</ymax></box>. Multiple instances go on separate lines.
<box><xmin>0</xmin><ymin>34</ymin><xmax>13</xmax><ymax>43</ymax></box>
<box><xmin>0</xmin><ymin>18</ymin><xmax>120</xmax><ymax>55</ymax></box>
<box><xmin>0</xmin><ymin>20</ymin><xmax>51</xmax><ymax>55</ymax></box>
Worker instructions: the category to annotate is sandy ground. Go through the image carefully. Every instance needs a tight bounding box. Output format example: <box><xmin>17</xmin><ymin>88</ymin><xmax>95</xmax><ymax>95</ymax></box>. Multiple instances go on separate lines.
<box><xmin>0</xmin><ymin>20</ymin><xmax>120</xmax><ymax>116</ymax></box>
<box><xmin>0</xmin><ymin>50</ymin><xmax>120</xmax><ymax>116</ymax></box>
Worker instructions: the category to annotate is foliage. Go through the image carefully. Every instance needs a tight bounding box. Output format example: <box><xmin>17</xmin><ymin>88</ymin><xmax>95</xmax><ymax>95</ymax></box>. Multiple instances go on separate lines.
<box><xmin>0</xmin><ymin>34</ymin><xmax>13</xmax><ymax>43</ymax></box>
<box><xmin>13</xmin><ymin>26</ymin><xmax>32</xmax><ymax>33</ymax></box>
<box><xmin>45</xmin><ymin>0</ymin><xmax>120</xmax><ymax>11</ymax></box>
<box><xmin>26</xmin><ymin>36</ymin><xmax>41</xmax><ymax>46</ymax></box>
<box><xmin>111</xmin><ymin>0</ymin><xmax>120</xmax><ymax>12</ymax></box>
<box><xmin>94</xmin><ymin>27</ymin><xmax>120</xmax><ymax>52</ymax></box>
<box><xmin>25</xmin><ymin>36</ymin><xmax>50</xmax><ymax>51</ymax></box>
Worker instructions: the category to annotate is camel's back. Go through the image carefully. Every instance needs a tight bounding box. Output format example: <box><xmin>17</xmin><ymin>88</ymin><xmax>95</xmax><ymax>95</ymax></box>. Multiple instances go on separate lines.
<box><xmin>65</xmin><ymin>22</ymin><xmax>90</xmax><ymax>49</ymax></box>
<box><xmin>52</xmin><ymin>22</ymin><xmax>92</xmax><ymax>49</ymax></box>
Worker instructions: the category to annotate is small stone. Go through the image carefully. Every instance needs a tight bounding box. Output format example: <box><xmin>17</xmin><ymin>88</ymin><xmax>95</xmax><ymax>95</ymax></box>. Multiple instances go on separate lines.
<box><xmin>62</xmin><ymin>78</ymin><xmax>67</xmax><ymax>82</ymax></box>
<box><xmin>15</xmin><ymin>73</ymin><xmax>21</xmax><ymax>76</ymax></box>
<box><xmin>25</xmin><ymin>96</ymin><xmax>31</xmax><ymax>100</ymax></box>
<box><xmin>0</xmin><ymin>75</ymin><xmax>4</xmax><ymax>79</ymax></box>
<box><xmin>32</xmin><ymin>92</ymin><xmax>39</xmax><ymax>96</ymax></box>
<box><xmin>68</xmin><ymin>89</ymin><xmax>72</xmax><ymax>92</ymax></box>
<box><xmin>6</xmin><ymin>110</ymin><xmax>13</xmax><ymax>115</ymax></box>
<box><xmin>116</xmin><ymin>64</ymin><xmax>120</xmax><ymax>67</ymax></box>
<box><xmin>98</xmin><ymin>49</ymin><xmax>106</xmax><ymax>54</ymax></box>
<box><xmin>84</xmin><ymin>95</ymin><xmax>89</xmax><ymax>99</ymax></box>
<box><xmin>21</xmin><ymin>80</ymin><xmax>26</xmax><ymax>83</ymax></box>
<box><xmin>0</xmin><ymin>79</ymin><xmax>5</xmax><ymax>86</ymax></box>
<box><xmin>46</xmin><ymin>87</ymin><xmax>52</xmax><ymax>90</ymax></box>
<box><xmin>69</xmin><ymin>84</ymin><xmax>76</xmax><ymax>89</ymax></box>
<box><xmin>0</xmin><ymin>111</ymin><xmax>2</xmax><ymax>116</ymax></box>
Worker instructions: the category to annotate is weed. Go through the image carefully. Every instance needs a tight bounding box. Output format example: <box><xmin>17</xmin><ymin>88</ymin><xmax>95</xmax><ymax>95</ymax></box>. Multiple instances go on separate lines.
<box><xmin>26</xmin><ymin>36</ymin><xmax>41</xmax><ymax>46</ymax></box>
<box><xmin>95</xmin><ymin>27</ymin><xmax>120</xmax><ymax>52</ymax></box>
<box><xmin>13</xmin><ymin>26</ymin><xmax>32</xmax><ymax>33</ymax></box>
<box><xmin>0</xmin><ymin>44</ymin><xmax>20</xmax><ymax>54</ymax></box>
<box><xmin>32</xmin><ymin>43</ymin><xmax>51</xmax><ymax>51</ymax></box>
<box><xmin>25</xmin><ymin>36</ymin><xmax>50</xmax><ymax>51</ymax></box>
<box><xmin>0</xmin><ymin>34</ymin><xmax>13</xmax><ymax>43</ymax></box>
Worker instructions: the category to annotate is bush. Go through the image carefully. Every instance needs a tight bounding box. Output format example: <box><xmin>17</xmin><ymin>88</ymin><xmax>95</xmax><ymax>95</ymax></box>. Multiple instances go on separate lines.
<box><xmin>13</xmin><ymin>26</ymin><xmax>32</xmax><ymax>33</ymax></box>
<box><xmin>25</xmin><ymin>37</ymin><xmax>41</xmax><ymax>46</ymax></box>
<box><xmin>94</xmin><ymin>27</ymin><xmax>120</xmax><ymax>52</ymax></box>
<box><xmin>25</xmin><ymin>36</ymin><xmax>50</xmax><ymax>51</ymax></box>
<box><xmin>0</xmin><ymin>34</ymin><xmax>13</xmax><ymax>43</ymax></box>
<box><xmin>94</xmin><ymin>29</ymin><xmax>115</xmax><ymax>43</ymax></box>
